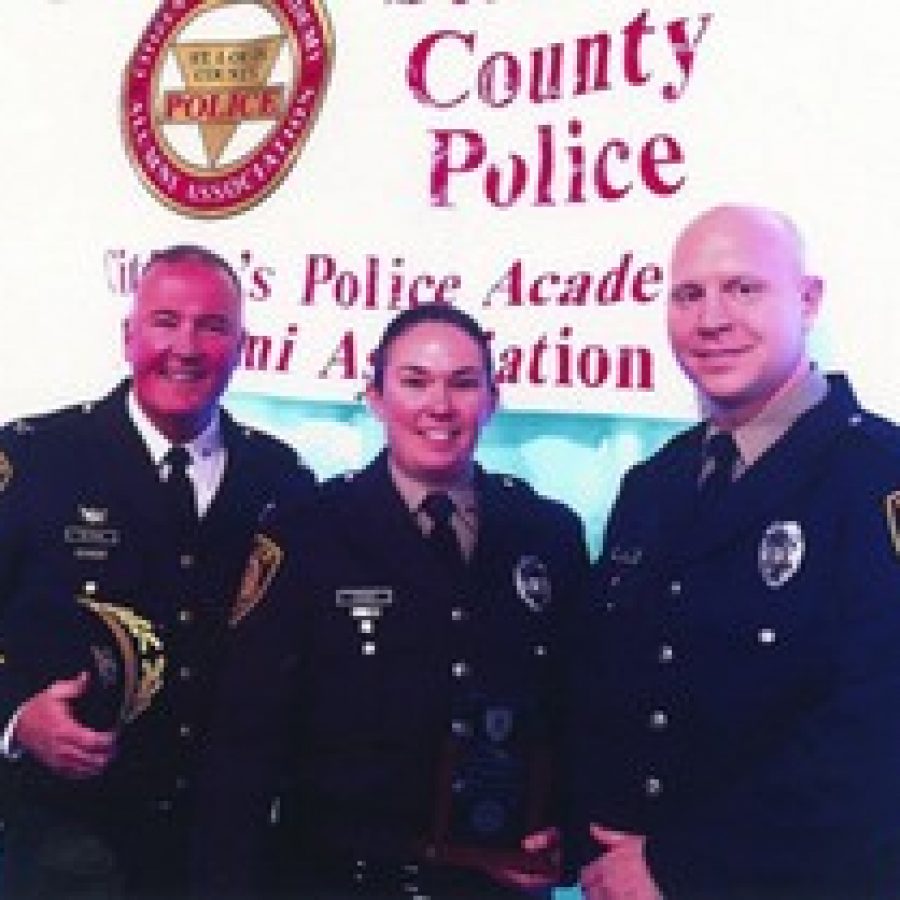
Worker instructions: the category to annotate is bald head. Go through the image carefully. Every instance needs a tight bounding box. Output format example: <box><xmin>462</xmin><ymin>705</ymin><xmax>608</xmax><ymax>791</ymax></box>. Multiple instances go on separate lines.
<box><xmin>672</xmin><ymin>205</ymin><xmax>807</xmax><ymax>286</ymax></box>
<box><xmin>667</xmin><ymin>204</ymin><xmax>823</xmax><ymax>426</ymax></box>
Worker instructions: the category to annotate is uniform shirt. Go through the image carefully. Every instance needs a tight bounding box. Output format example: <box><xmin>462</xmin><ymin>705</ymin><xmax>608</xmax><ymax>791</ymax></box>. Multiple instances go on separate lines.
<box><xmin>388</xmin><ymin>457</ymin><xmax>478</xmax><ymax>560</ymax></box>
<box><xmin>700</xmin><ymin>364</ymin><xmax>829</xmax><ymax>486</ymax></box>
<box><xmin>127</xmin><ymin>391</ymin><xmax>225</xmax><ymax>518</ymax></box>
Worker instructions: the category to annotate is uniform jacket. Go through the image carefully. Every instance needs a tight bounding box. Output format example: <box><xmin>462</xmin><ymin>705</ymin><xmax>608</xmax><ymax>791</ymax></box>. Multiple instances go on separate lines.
<box><xmin>570</xmin><ymin>375</ymin><xmax>900</xmax><ymax>898</ymax></box>
<box><xmin>197</xmin><ymin>450</ymin><xmax>588</xmax><ymax>893</ymax></box>
<box><xmin>0</xmin><ymin>381</ymin><xmax>313</xmax><ymax>887</ymax></box>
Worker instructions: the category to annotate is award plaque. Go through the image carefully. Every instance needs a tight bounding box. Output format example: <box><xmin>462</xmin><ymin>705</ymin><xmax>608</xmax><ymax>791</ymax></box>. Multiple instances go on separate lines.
<box><xmin>422</xmin><ymin>695</ymin><xmax>556</xmax><ymax>878</ymax></box>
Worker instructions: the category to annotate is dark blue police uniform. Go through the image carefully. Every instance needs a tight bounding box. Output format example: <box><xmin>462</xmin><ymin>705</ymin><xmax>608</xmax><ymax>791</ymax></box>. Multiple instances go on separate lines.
<box><xmin>197</xmin><ymin>450</ymin><xmax>588</xmax><ymax>898</ymax></box>
<box><xmin>0</xmin><ymin>380</ymin><xmax>314</xmax><ymax>898</ymax></box>
<box><xmin>569</xmin><ymin>375</ymin><xmax>900</xmax><ymax>898</ymax></box>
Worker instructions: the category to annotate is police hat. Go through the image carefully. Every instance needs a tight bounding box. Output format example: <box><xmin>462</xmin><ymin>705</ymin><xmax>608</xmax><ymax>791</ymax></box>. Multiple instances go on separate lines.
<box><xmin>4</xmin><ymin>595</ymin><xmax>165</xmax><ymax>732</ymax></box>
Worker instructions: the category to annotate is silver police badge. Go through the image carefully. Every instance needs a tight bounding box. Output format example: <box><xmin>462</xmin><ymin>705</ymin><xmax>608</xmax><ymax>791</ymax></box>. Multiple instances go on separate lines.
<box><xmin>513</xmin><ymin>555</ymin><xmax>552</xmax><ymax>612</ymax></box>
<box><xmin>758</xmin><ymin>521</ymin><xmax>804</xmax><ymax>589</ymax></box>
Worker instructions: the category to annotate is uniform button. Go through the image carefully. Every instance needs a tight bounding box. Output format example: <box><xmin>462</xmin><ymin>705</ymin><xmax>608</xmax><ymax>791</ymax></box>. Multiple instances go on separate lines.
<box><xmin>649</xmin><ymin>710</ymin><xmax>668</xmax><ymax>730</ymax></box>
<box><xmin>178</xmin><ymin>724</ymin><xmax>192</xmax><ymax>739</ymax></box>
<box><xmin>658</xmin><ymin>644</ymin><xmax>674</xmax><ymax>663</ymax></box>
<box><xmin>156</xmin><ymin>799</ymin><xmax>174</xmax><ymax>813</ymax></box>
<box><xmin>179</xmin><ymin>554</ymin><xmax>195</xmax><ymax>569</ymax></box>
<box><xmin>175</xmin><ymin>776</ymin><xmax>189</xmax><ymax>791</ymax></box>
<box><xmin>362</xmin><ymin>641</ymin><xmax>376</xmax><ymax>656</ymax></box>
<box><xmin>609</xmin><ymin>574</ymin><xmax>621</xmax><ymax>587</ymax></box>
<box><xmin>605</xmin><ymin>601</ymin><xmax>615</xmax><ymax>613</ymax></box>
<box><xmin>451</xmin><ymin>719</ymin><xmax>470</xmax><ymax>737</ymax></box>
<box><xmin>83</xmin><ymin>581</ymin><xmax>98</xmax><ymax>595</ymax></box>
<box><xmin>848</xmin><ymin>414</ymin><xmax>862</xmax><ymax>427</ymax></box>
<box><xmin>178</xmin><ymin>609</ymin><xmax>193</xmax><ymax>624</ymax></box>
<box><xmin>669</xmin><ymin>581</ymin><xmax>682</xmax><ymax>597</ymax></box>
<box><xmin>758</xmin><ymin>628</ymin><xmax>777</xmax><ymax>645</ymax></box>
<box><xmin>178</xmin><ymin>666</ymin><xmax>192</xmax><ymax>681</ymax></box>
<box><xmin>533</xmin><ymin>644</ymin><xmax>547</xmax><ymax>657</ymax></box>
<box><xmin>451</xmin><ymin>607</ymin><xmax>466</xmax><ymax>622</ymax></box>
<box><xmin>451</xmin><ymin>661</ymin><xmax>470</xmax><ymax>678</ymax></box>
<box><xmin>359</xmin><ymin>619</ymin><xmax>374</xmax><ymax>635</ymax></box>
<box><xmin>644</xmin><ymin>776</ymin><xmax>662</xmax><ymax>797</ymax></box>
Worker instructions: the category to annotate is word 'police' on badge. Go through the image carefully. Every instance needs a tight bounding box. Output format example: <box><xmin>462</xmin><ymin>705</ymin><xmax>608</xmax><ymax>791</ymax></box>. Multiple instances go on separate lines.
<box><xmin>122</xmin><ymin>0</ymin><xmax>333</xmax><ymax>218</ymax></box>
<box><xmin>758</xmin><ymin>520</ymin><xmax>804</xmax><ymax>589</ymax></box>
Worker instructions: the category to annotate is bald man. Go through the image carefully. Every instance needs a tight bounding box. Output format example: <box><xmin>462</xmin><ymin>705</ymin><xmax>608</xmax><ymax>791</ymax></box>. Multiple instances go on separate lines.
<box><xmin>568</xmin><ymin>206</ymin><xmax>900</xmax><ymax>899</ymax></box>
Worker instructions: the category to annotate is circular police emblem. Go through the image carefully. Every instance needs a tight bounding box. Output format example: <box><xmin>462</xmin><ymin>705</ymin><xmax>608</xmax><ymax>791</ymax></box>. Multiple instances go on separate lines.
<box><xmin>0</xmin><ymin>451</ymin><xmax>11</xmax><ymax>492</ymax></box>
<box><xmin>121</xmin><ymin>0</ymin><xmax>333</xmax><ymax>219</ymax></box>
<box><xmin>758</xmin><ymin>521</ymin><xmax>804</xmax><ymax>589</ymax></box>
<box><xmin>513</xmin><ymin>555</ymin><xmax>552</xmax><ymax>612</ymax></box>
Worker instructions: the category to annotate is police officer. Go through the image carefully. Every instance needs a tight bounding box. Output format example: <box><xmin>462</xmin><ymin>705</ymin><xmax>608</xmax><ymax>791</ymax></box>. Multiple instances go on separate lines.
<box><xmin>0</xmin><ymin>245</ymin><xmax>313</xmax><ymax>899</ymax></box>
<box><xmin>571</xmin><ymin>206</ymin><xmax>900</xmax><ymax>899</ymax></box>
<box><xmin>197</xmin><ymin>304</ymin><xmax>589</xmax><ymax>898</ymax></box>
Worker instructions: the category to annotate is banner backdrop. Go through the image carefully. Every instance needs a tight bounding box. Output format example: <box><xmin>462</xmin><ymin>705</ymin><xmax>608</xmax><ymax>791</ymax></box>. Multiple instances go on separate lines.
<box><xmin>2</xmin><ymin>0</ymin><xmax>898</xmax><ymax>427</ymax></box>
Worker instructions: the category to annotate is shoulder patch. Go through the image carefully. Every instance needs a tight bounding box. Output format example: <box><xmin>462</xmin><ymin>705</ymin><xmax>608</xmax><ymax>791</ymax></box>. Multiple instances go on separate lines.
<box><xmin>0</xmin><ymin>450</ymin><xmax>12</xmax><ymax>492</ymax></box>
<box><xmin>230</xmin><ymin>533</ymin><xmax>284</xmax><ymax>626</ymax></box>
<box><xmin>887</xmin><ymin>490</ymin><xmax>900</xmax><ymax>558</ymax></box>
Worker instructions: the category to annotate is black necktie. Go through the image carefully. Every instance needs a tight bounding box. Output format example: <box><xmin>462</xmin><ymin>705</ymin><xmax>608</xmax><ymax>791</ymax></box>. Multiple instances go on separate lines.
<box><xmin>421</xmin><ymin>492</ymin><xmax>466</xmax><ymax>573</ymax></box>
<box><xmin>162</xmin><ymin>446</ymin><xmax>198</xmax><ymax>534</ymax></box>
<box><xmin>698</xmin><ymin>431</ymin><xmax>738</xmax><ymax>507</ymax></box>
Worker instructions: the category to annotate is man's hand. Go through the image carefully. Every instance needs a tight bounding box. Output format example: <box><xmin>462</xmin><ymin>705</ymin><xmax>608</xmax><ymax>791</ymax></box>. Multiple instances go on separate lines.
<box><xmin>580</xmin><ymin>824</ymin><xmax>663</xmax><ymax>900</ymax></box>
<box><xmin>13</xmin><ymin>672</ymin><xmax>117</xmax><ymax>779</ymax></box>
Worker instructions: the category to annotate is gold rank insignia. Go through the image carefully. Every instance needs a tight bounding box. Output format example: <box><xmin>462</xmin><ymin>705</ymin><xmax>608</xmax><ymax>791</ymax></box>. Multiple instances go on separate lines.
<box><xmin>0</xmin><ymin>450</ymin><xmax>12</xmax><ymax>492</ymax></box>
<box><xmin>886</xmin><ymin>491</ymin><xmax>900</xmax><ymax>558</ymax></box>
<box><xmin>231</xmin><ymin>533</ymin><xmax>284</xmax><ymax>626</ymax></box>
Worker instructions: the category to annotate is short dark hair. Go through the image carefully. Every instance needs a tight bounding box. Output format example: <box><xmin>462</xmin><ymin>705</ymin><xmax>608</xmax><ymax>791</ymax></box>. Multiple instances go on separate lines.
<box><xmin>370</xmin><ymin>304</ymin><xmax>495</xmax><ymax>391</ymax></box>
<box><xmin>141</xmin><ymin>244</ymin><xmax>241</xmax><ymax>298</ymax></box>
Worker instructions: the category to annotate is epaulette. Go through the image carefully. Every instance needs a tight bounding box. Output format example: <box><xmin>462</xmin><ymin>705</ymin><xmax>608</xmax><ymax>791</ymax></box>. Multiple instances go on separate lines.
<box><xmin>844</xmin><ymin>409</ymin><xmax>900</xmax><ymax>460</ymax></box>
<box><xmin>1</xmin><ymin>400</ymin><xmax>95</xmax><ymax>439</ymax></box>
<box><xmin>492</xmin><ymin>472</ymin><xmax>531</xmax><ymax>492</ymax></box>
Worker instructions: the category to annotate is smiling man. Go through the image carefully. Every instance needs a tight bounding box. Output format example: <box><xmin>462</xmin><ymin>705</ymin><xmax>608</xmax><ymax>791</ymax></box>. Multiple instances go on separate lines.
<box><xmin>569</xmin><ymin>205</ymin><xmax>900</xmax><ymax>899</ymax></box>
<box><xmin>0</xmin><ymin>245</ymin><xmax>313</xmax><ymax>899</ymax></box>
<box><xmin>195</xmin><ymin>304</ymin><xmax>589</xmax><ymax>899</ymax></box>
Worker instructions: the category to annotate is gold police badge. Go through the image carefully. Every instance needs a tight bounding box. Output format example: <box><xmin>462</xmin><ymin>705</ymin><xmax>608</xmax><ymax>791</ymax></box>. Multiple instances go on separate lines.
<box><xmin>122</xmin><ymin>0</ymin><xmax>333</xmax><ymax>218</ymax></box>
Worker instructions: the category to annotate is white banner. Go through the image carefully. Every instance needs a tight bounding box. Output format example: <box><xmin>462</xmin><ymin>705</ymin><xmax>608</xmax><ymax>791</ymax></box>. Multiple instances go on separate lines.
<box><xmin>2</xmin><ymin>0</ymin><xmax>897</xmax><ymax>423</ymax></box>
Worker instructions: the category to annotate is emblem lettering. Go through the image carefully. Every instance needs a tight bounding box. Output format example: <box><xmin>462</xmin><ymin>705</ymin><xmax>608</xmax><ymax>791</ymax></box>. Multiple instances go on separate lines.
<box><xmin>122</xmin><ymin>0</ymin><xmax>333</xmax><ymax>218</ymax></box>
